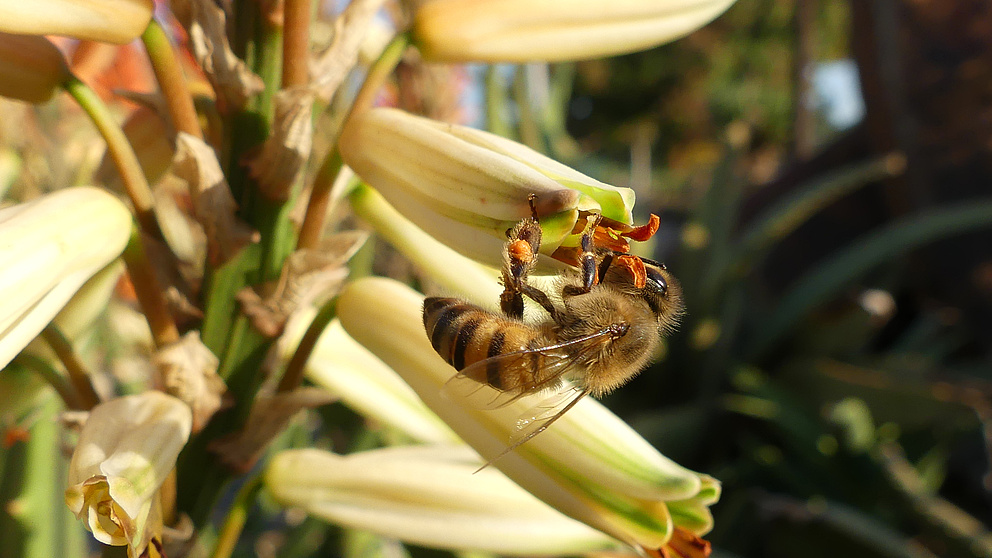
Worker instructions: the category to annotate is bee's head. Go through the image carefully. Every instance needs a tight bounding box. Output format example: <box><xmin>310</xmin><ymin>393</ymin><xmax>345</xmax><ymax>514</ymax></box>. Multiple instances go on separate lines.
<box><xmin>601</xmin><ymin>255</ymin><xmax>684</xmax><ymax>330</ymax></box>
<box><xmin>640</xmin><ymin>259</ymin><xmax>683</xmax><ymax>327</ymax></box>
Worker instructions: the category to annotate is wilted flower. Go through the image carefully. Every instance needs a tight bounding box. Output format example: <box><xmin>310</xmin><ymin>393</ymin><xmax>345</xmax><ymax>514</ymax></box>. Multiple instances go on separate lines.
<box><xmin>266</xmin><ymin>445</ymin><xmax>618</xmax><ymax>556</ymax></box>
<box><xmin>0</xmin><ymin>0</ymin><xmax>154</xmax><ymax>44</ymax></box>
<box><xmin>0</xmin><ymin>187</ymin><xmax>132</xmax><ymax>371</ymax></box>
<box><xmin>336</xmin><ymin>277</ymin><xmax>718</xmax><ymax>550</ymax></box>
<box><xmin>0</xmin><ymin>32</ymin><xmax>70</xmax><ymax>103</ymax></box>
<box><xmin>340</xmin><ymin>107</ymin><xmax>653</xmax><ymax>270</ymax></box>
<box><xmin>413</xmin><ymin>0</ymin><xmax>737</xmax><ymax>63</ymax></box>
<box><xmin>65</xmin><ymin>391</ymin><xmax>192</xmax><ymax>557</ymax></box>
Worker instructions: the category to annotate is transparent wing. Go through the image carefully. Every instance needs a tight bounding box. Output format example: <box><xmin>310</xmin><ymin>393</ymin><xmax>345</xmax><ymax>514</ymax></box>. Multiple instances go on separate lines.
<box><xmin>509</xmin><ymin>383</ymin><xmax>589</xmax><ymax>446</ymax></box>
<box><xmin>442</xmin><ymin>327</ymin><xmax>615</xmax><ymax>410</ymax></box>
<box><xmin>476</xmin><ymin>384</ymin><xmax>591</xmax><ymax>472</ymax></box>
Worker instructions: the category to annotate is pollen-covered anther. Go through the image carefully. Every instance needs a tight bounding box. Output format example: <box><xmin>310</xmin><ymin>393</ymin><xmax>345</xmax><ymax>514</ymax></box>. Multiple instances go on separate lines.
<box><xmin>615</xmin><ymin>255</ymin><xmax>648</xmax><ymax>289</ymax></box>
<box><xmin>622</xmin><ymin>214</ymin><xmax>661</xmax><ymax>242</ymax></box>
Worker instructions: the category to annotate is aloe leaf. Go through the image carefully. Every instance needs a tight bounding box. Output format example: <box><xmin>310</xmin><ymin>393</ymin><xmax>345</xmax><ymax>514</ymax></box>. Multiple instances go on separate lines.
<box><xmin>0</xmin><ymin>394</ymin><xmax>86</xmax><ymax>558</ymax></box>
<box><xmin>732</xmin><ymin>154</ymin><xmax>904</xmax><ymax>273</ymax></box>
<box><xmin>752</xmin><ymin>198</ymin><xmax>992</xmax><ymax>356</ymax></box>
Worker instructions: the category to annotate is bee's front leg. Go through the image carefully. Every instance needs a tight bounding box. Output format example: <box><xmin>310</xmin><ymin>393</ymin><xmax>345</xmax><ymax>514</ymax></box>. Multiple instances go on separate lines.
<box><xmin>562</xmin><ymin>218</ymin><xmax>602</xmax><ymax>297</ymax></box>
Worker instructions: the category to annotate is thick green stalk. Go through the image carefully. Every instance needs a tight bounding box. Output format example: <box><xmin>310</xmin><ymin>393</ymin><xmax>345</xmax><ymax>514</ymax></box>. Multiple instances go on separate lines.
<box><xmin>513</xmin><ymin>65</ymin><xmax>542</xmax><ymax>151</ymax></box>
<box><xmin>179</xmin><ymin>0</ymin><xmax>297</xmax><ymax>529</ymax></box>
<box><xmin>0</xmin><ymin>396</ymin><xmax>86</xmax><ymax>558</ymax></box>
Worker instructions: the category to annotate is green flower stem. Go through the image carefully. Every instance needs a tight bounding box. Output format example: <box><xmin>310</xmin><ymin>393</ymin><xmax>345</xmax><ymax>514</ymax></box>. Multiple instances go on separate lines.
<box><xmin>296</xmin><ymin>148</ymin><xmax>342</xmax><ymax>250</ymax></box>
<box><xmin>282</xmin><ymin>0</ymin><xmax>311</xmax><ymax>88</ymax></box>
<box><xmin>39</xmin><ymin>325</ymin><xmax>100</xmax><ymax>410</ymax></box>
<box><xmin>12</xmin><ymin>354</ymin><xmax>81</xmax><ymax>411</ymax></box>
<box><xmin>62</xmin><ymin>76</ymin><xmax>161</xmax><ymax>239</ymax></box>
<box><xmin>276</xmin><ymin>298</ymin><xmax>337</xmax><ymax>393</ymax></box>
<box><xmin>121</xmin><ymin>226</ymin><xmax>180</xmax><ymax>348</ymax></box>
<box><xmin>296</xmin><ymin>33</ymin><xmax>410</xmax><ymax>250</ymax></box>
<box><xmin>141</xmin><ymin>19</ymin><xmax>204</xmax><ymax>140</ymax></box>
<box><xmin>209</xmin><ymin>475</ymin><xmax>262</xmax><ymax>558</ymax></box>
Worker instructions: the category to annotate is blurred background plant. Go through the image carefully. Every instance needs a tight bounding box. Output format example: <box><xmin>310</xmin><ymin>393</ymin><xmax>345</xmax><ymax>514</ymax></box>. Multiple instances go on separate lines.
<box><xmin>1</xmin><ymin>0</ymin><xmax>991</xmax><ymax>557</ymax></box>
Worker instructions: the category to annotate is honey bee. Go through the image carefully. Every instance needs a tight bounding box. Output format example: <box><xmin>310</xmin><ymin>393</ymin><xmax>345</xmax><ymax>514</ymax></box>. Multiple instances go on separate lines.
<box><xmin>422</xmin><ymin>195</ymin><xmax>683</xmax><ymax>462</ymax></box>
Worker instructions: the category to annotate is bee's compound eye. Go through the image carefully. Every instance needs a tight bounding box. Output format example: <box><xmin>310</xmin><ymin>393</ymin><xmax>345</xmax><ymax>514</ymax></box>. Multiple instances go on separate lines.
<box><xmin>645</xmin><ymin>267</ymin><xmax>668</xmax><ymax>296</ymax></box>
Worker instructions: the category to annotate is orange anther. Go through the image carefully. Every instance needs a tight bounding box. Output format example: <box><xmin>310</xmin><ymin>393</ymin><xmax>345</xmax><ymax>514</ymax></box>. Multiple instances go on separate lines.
<box><xmin>615</xmin><ymin>255</ymin><xmax>647</xmax><ymax>288</ymax></box>
<box><xmin>622</xmin><ymin>214</ymin><xmax>660</xmax><ymax>242</ymax></box>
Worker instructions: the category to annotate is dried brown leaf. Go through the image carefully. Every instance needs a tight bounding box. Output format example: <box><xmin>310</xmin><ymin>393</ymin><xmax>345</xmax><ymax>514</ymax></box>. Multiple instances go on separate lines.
<box><xmin>172</xmin><ymin>133</ymin><xmax>259</xmax><ymax>265</ymax></box>
<box><xmin>153</xmin><ymin>331</ymin><xmax>227</xmax><ymax>433</ymax></box>
<box><xmin>237</xmin><ymin>231</ymin><xmax>368</xmax><ymax>337</ymax></box>
<box><xmin>312</xmin><ymin>0</ymin><xmax>388</xmax><ymax>103</ymax></box>
<box><xmin>171</xmin><ymin>0</ymin><xmax>264</xmax><ymax>111</ymax></box>
<box><xmin>208</xmin><ymin>387</ymin><xmax>337</xmax><ymax>473</ymax></box>
<box><xmin>247</xmin><ymin>87</ymin><xmax>315</xmax><ymax>201</ymax></box>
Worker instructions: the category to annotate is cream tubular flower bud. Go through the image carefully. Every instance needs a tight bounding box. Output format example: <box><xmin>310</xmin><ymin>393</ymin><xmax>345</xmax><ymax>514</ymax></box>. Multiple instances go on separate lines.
<box><xmin>340</xmin><ymin>107</ymin><xmax>635</xmax><ymax>269</ymax></box>
<box><xmin>0</xmin><ymin>187</ymin><xmax>132</xmax><ymax>371</ymax></box>
<box><xmin>0</xmin><ymin>32</ymin><xmax>70</xmax><ymax>103</ymax></box>
<box><xmin>337</xmin><ymin>278</ymin><xmax>717</xmax><ymax>549</ymax></box>
<box><xmin>65</xmin><ymin>392</ymin><xmax>192</xmax><ymax>555</ymax></box>
<box><xmin>0</xmin><ymin>0</ymin><xmax>154</xmax><ymax>44</ymax></box>
<box><xmin>266</xmin><ymin>445</ymin><xmax>617</xmax><ymax>556</ymax></box>
<box><xmin>414</xmin><ymin>0</ymin><xmax>737</xmax><ymax>63</ymax></box>
<box><xmin>281</xmin><ymin>315</ymin><xmax>459</xmax><ymax>444</ymax></box>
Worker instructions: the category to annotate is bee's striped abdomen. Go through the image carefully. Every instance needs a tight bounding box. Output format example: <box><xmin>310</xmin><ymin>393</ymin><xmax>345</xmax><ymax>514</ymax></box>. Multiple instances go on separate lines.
<box><xmin>423</xmin><ymin>297</ymin><xmax>542</xmax><ymax>390</ymax></box>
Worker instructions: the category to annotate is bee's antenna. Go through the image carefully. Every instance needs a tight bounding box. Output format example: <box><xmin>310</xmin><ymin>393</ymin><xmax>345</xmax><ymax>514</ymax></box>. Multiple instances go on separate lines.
<box><xmin>527</xmin><ymin>193</ymin><xmax>539</xmax><ymax>220</ymax></box>
<box><xmin>637</xmin><ymin>256</ymin><xmax>666</xmax><ymax>269</ymax></box>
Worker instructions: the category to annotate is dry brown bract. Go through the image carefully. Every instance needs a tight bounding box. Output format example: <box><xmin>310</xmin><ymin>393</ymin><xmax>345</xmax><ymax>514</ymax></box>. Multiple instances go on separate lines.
<box><xmin>248</xmin><ymin>88</ymin><xmax>316</xmax><ymax>201</ymax></box>
<box><xmin>172</xmin><ymin>133</ymin><xmax>260</xmax><ymax>265</ymax></box>
<box><xmin>171</xmin><ymin>0</ymin><xmax>264</xmax><ymax>111</ymax></box>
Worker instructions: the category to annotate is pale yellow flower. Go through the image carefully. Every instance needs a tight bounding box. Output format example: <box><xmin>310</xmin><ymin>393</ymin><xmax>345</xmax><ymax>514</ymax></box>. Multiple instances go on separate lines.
<box><xmin>266</xmin><ymin>445</ymin><xmax>618</xmax><ymax>556</ymax></box>
<box><xmin>0</xmin><ymin>187</ymin><xmax>132</xmax><ymax>371</ymax></box>
<box><xmin>0</xmin><ymin>0</ymin><xmax>154</xmax><ymax>44</ymax></box>
<box><xmin>340</xmin><ymin>107</ymin><xmax>639</xmax><ymax>270</ymax></box>
<box><xmin>65</xmin><ymin>391</ymin><xmax>192</xmax><ymax>557</ymax></box>
<box><xmin>413</xmin><ymin>0</ymin><xmax>737</xmax><ymax>63</ymax></box>
<box><xmin>281</xmin><ymin>315</ymin><xmax>459</xmax><ymax>444</ymax></box>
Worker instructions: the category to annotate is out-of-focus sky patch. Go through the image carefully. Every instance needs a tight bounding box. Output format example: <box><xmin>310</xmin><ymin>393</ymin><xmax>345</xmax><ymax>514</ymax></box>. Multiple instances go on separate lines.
<box><xmin>812</xmin><ymin>59</ymin><xmax>864</xmax><ymax>131</ymax></box>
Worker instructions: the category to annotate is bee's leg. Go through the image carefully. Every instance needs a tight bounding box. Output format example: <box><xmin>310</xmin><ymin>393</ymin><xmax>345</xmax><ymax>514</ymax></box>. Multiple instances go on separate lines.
<box><xmin>500</xmin><ymin>196</ymin><xmax>543</xmax><ymax>318</ymax></box>
<box><xmin>562</xmin><ymin>223</ymin><xmax>600</xmax><ymax>297</ymax></box>
<box><xmin>520</xmin><ymin>283</ymin><xmax>558</xmax><ymax>320</ymax></box>
<box><xmin>500</xmin><ymin>195</ymin><xmax>560</xmax><ymax>319</ymax></box>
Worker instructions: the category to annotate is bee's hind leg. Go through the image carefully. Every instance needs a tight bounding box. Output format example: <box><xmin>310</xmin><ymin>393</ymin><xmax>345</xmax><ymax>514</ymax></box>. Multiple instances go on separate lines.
<box><xmin>500</xmin><ymin>195</ymin><xmax>558</xmax><ymax>320</ymax></box>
